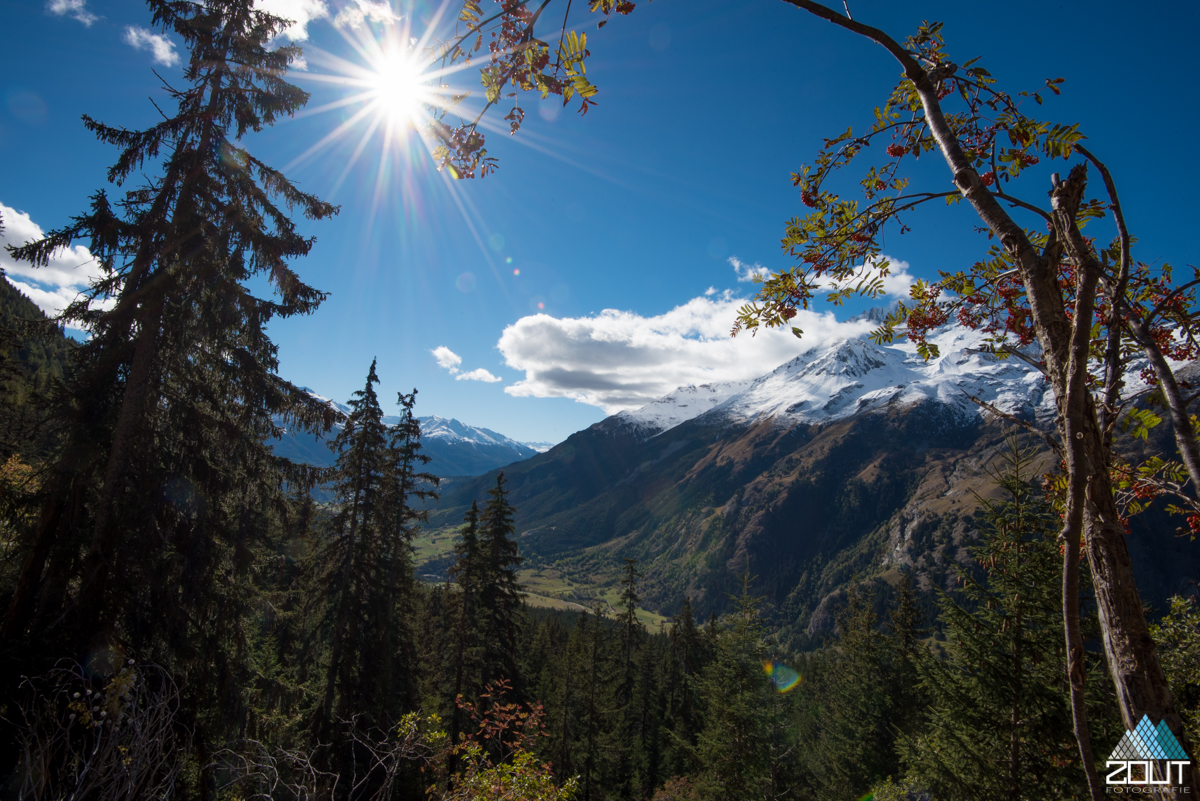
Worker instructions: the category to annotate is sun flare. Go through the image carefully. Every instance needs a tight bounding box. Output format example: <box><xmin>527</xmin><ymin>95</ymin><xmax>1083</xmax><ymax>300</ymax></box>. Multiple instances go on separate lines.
<box><xmin>368</xmin><ymin>49</ymin><xmax>427</xmax><ymax>129</ymax></box>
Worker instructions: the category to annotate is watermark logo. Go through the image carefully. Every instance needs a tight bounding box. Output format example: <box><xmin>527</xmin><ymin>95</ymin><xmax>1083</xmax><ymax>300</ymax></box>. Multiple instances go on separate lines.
<box><xmin>1106</xmin><ymin>714</ymin><xmax>1191</xmax><ymax>793</ymax></box>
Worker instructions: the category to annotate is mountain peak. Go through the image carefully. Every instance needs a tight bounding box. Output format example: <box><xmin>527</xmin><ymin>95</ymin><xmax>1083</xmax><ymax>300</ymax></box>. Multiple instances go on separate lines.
<box><xmin>606</xmin><ymin>325</ymin><xmax>1056</xmax><ymax>436</ymax></box>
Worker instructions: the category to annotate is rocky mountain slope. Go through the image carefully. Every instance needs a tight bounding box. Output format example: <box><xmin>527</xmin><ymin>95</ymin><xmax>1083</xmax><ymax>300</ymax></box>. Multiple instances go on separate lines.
<box><xmin>429</xmin><ymin>323</ymin><xmax>1196</xmax><ymax>642</ymax></box>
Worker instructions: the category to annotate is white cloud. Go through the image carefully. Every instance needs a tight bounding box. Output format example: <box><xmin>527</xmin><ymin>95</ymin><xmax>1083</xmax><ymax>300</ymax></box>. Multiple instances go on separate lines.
<box><xmin>46</xmin><ymin>0</ymin><xmax>97</xmax><ymax>26</ymax></box>
<box><xmin>728</xmin><ymin>254</ymin><xmax>916</xmax><ymax>301</ymax></box>
<box><xmin>729</xmin><ymin>256</ymin><xmax>770</xmax><ymax>283</ymax></box>
<box><xmin>455</xmin><ymin>368</ymin><xmax>502</xmax><ymax>383</ymax></box>
<box><xmin>704</xmin><ymin>286</ymin><xmax>716</xmax><ymax>296</ymax></box>
<box><xmin>1</xmin><ymin>202</ymin><xmax>113</xmax><ymax>323</ymax></box>
<box><xmin>497</xmin><ymin>292</ymin><xmax>877</xmax><ymax>414</ymax></box>
<box><xmin>432</xmin><ymin>346</ymin><xmax>462</xmax><ymax>372</ymax></box>
<box><xmin>334</xmin><ymin>0</ymin><xmax>400</xmax><ymax>29</ymax></box>
<box><xmin>433</xmin><ymin>346</ymin><xmax>502</xmax><ymax>383</ymax></box>
<box><xmin>124</xmin><ymin>26</ymin><xmax>180</xmax><ymax>66</ymax></box>
<box><xmin>4</xmin><ymin>279</ymin><xmax>83</xmax><ymax>318</ymax></box>
<box><xmin>819</xmin><ymin>256</ymin><xmax>917</xmax><ymax>300</ymax></box>
<box><xmin>256</xmin><ymin>0</ymin><xmax>330</xmax><ymax>41</ymax></box>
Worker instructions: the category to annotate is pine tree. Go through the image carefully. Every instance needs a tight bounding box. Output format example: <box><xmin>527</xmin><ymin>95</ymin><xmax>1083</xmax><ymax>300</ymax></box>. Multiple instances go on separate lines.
<box><xmin>1</xmin><ymin>0</ymin><xmax>338</xmax><ymax>695</ymax></box>
<box><xmin>661</xmin><ymin>598</ymin><xmax>707</xmax><ymax>780</ymax></box>
<box><xmin>693</xmin><ymin>574</ymin><xmax>773</xmax><ymax>801</ymax></box>
<box><xmin>372</xmin><ymin>387</ymin><xmax>438</xmax><ymax>721</ymax></box>
<box><xmin>478</xmin><ymin>472</ymin><xmax>524</xmax><ymax>691</ymax></box>
<box><xmin>312</xmin><ymin>363</ymin><xmax>435</xmax><ymax>755</ymax></box>
<box><xmin>447</xmin><ymin>500</ymin><xmax>484</xmax><ymax>773</ymax></box>
<box><xmin>900</xmin><ymin>446</ymin><xmax>1117</xmax><ymax>800</ymax></box>
<box><xmin>612</xmin><ymin>557</ymin><xmax>645</xmax><ymax>799</ymax></box>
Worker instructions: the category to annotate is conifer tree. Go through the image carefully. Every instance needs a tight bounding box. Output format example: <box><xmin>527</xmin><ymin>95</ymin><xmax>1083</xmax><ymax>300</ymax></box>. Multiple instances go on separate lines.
<box><xmin>613</xmin><ymin>557</ymin><xmax>645</xmax><ymax>799</ymax></box>
<box><xmin>578</xmin><ymin>605</ymin><xmax>615</xmax><ymax>801</ymax></box>
<box><xmin>901</xmin><ymin>447</ymin><xmax>1118</xmax><ymax>800</ymax></box>
<box><xmin>313</xmin><ymin>362</ymin><xmax>435</xmax><ymax>756</ymax></box>
<box><xmin>693</xmin><ymin>574</ymin><xmax>774</xmax><ymax>800</ymax></box>
<box><xmin>660</xmin><ymin>598</ymin><xmax>707</xmax><ymax>780</ymax></box>
<box><xmin>1</xmin><ymin>0</ymin><xmax>338</xmax><ymax>682</ymax></box>
<box><xmin>478</xmin><ymin>472</ymin><xmax>524</xmax><ymax>691</ymax></box>
<box><xmin>447</xmin><ymin>500</ymin><xmax>484</xmax><ymax>772</ymax></box>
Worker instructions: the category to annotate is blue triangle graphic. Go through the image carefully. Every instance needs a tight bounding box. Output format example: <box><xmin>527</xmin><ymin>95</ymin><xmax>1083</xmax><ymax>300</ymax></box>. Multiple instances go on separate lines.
<box><xmin>1136</xmin><ymin>715</ymin><xmax>1169</xmax><ymax>759</ymax></box>
<box><xmin>1155</xmin><ymin>719</ymin><xmax>1189</xmax><ymax>760</ymax></box>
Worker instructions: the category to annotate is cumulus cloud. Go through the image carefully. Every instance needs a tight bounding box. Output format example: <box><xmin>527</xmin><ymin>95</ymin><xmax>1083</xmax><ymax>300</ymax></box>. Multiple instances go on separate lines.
<box><xmin>728</xmin><ymin>254</ymin><xmax>916</xmax><ymax>301</ymax></box>
<box><xmin>46</xmin><ymin>0</ymin><xmax>97</xmax><ymax>26</ymax></box>
<box><xmin>729</xmin><ymin>256</ymin><xmax>770</xmax><ymax>283</ymax></box>
<box><xmin>455</xmin><ymin>368</ymin><xmax>502</xmax><ymax>383</ymax></box>
<box><xmin>432</xmin><ymin>346</ymin><xmax>501</xmax><ymax>383</ymax></box>
<box><xmin>497</xmin><ymin>292</ymin><xmax>878</xmax><ymax>414</ymax></box>
<box><xmin>431</xmin><ymin>346</ymin><xmax>462</xmax><ymax>372</ymax></box>
<box><xmin>820</xmin><ymin>256</ymin><xmax>917</xmax><ymax>301</ymax></box>
<box><xmin>256</xmin><ymin>0</ymin><xmax>330</xmax><ymax>41</ymax></box>
<box><xmin>124</xmin><ymin>26</ymin><xmax>180</xmax><ymax>66</ymax></box>
<box><xmin>333</xmin><ymin>0</ymin><xmax>400</xmax><ymax>29</ymax></box>
<box><xmin>1</xmin><ymin>202</ymin><xmax>106</xmax><ymax>320</ymax></box>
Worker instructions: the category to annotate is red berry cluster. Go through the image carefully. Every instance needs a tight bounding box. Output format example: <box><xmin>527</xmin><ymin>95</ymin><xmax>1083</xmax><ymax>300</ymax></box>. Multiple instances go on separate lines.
<box><xmin>886</xmin><ymin>143</ymin><xmax>908</xmax><ymax>157</ymax></box>
<box><xmin>980</xmin><ymin>171</ymin><xmax>996</xmax><ymax>187</ymax></box>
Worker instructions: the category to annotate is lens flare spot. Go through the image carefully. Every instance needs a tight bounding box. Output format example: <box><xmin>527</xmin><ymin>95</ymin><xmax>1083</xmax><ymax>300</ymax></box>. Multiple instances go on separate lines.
<box><xmin>489</xmin><ymin>233</ymin><xmax>505</xmax><ymax>251</ymax></box>
<box><xmin>506</xmin><ymin>257</ymin><xmax>513</xmax><ymax>264</ymax></box>
<box><xmin>455</xmin><ymin>272</ymin><xmax>476</xmax><ymax>292</ymax></box>
<box><xmin>538</xmin><ymin>302</ymin><xmax>545</xmax><ymax>309</ymax></box>
<box><xmin>764</xmin><ymin>660</ymin><xmax>800</xmax><ymax>693</ymax></box>
<box><xmin>512</xmin><ymin>268</ymin><xmax>520</xmax><ymax>276</ymax></box>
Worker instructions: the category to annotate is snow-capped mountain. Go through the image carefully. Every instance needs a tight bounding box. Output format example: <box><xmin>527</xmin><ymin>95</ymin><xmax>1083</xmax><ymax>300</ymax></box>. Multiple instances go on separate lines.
<box><xmin>428</xmin><ymin>318</ymin><xmax>1193</xmax><ymax>634</ymax></box>
<box><xmin>271</xmin><ymin>396</ymin><xmax>541</xmax><ymax>477</ymax></box>
<box><xmin>611</xmin><ymin>324</ymin><xmax>1054</xmax><ymax>440</ymax></box>
<box><xmin>601</xmin><ymin>379</ymin><xmax>756</xmax><ymax>438</ymax></box>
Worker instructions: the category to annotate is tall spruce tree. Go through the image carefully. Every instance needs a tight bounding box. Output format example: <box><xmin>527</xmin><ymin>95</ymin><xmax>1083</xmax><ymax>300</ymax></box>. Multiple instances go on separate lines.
<box><xmin>313</xmin><ymin>363</ymin><xmax>435</xmax><ymax>748</ymax></box>
<box><xmin>478</xmin><ymin>472</ymin><xmax>524</xmax><ymax>691</ymax></box>
<box><xmin>693</xmin><ymin>574</ymin><xmax>775</xmax><ymax>801</ymax></box>
<box><xmin>900</xmin><ymin>447</ymin><xmax>1119</xmax><ymax>800</ymax></box>
<box><xmin>1</xmin><ymin>0</ymin><xmax>337</xmax><ymax>691</ymax></box>
<box><xmin>447</xmin><ymin>500</ymin><xmax>484</xmax><ymax>774</ymax></box>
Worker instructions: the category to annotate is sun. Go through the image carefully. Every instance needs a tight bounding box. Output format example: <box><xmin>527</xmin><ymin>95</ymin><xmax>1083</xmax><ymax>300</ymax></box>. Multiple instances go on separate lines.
<box><xmin>367</xmin><ymin>48</ymin><xmax>428</xmax><ymax>130</ymax></box>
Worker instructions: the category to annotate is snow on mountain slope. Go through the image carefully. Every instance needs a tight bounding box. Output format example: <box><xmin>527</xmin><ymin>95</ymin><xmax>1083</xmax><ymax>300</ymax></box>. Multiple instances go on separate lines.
<box><xmin>415</xmin><ymin>415</ymin><xmax>534</xmax><ymax>452</ymax></box>
<box><xmin>609</xmin><ymin>323</ymin><xmax>1056</xmax><ymax>439</ymax></box>
<box><xmin>271</xmin><ymin>393</ymin><xmax>538</xmax><ymax>475</ymax></box>
<box><xmin>601</xmin><ymin>379</ymin><xmax>756</xmax><ymax>438</ymax></box>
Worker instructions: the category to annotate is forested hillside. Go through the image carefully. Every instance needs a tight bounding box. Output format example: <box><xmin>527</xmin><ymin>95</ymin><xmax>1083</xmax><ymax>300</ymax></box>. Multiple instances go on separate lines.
<box><xmin>0</xmin><ymin>278</ymin><xmax>75</xmax><ymax>459</ymax></box>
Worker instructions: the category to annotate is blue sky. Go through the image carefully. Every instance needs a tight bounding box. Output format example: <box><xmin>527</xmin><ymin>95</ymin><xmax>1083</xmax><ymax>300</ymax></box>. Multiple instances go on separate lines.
<box><xmin>2</xmin><ymin>0</ymin><xmax>1198</xmax><ymax>444</ymax></box>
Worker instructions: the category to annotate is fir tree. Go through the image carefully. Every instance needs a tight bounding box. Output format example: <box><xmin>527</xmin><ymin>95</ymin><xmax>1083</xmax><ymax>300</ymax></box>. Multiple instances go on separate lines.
<box><xmin>478</xmin><ymin>472</ymin><xmax>524</xmax><ymax>691</ymax></box>
<box><xmin>447</xmin><ymin>500</ymin><xmax>484</xmax><ymax>773</ymax></box>
<box><xmin>900</xmin><ymin>446</ymin><xmax>1117</xmax><ymax>800</ymax></box>
<box><xmin>1</xmin><ymin>1</ymin><xmax>338</xmax><ymax>727</ymax></box>
<box><xmin>311</xmin><ymin>361</ymin><xmax>436</xmax><ymax>787</ymax></box>
<box><xmin>613</xmin><ymin>558</ymin><xmax>645</xmax><ymax>800</ymax></box>
<box><xmin>693</xmin><ymin>574</ymin><xmax>774</xmax><ymax>801</ymax></box>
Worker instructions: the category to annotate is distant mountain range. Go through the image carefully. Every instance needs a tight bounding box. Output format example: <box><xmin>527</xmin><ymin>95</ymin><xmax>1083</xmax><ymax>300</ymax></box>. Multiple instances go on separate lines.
<box><xmin>271</xmin><ymin>391</ymin><xmax>544</xmax><ymax>477</ymax></box>
<box><xmin>427</xmin><ymin>322</ymin><xmax>1195</xmax><ymax>645</ymax></box>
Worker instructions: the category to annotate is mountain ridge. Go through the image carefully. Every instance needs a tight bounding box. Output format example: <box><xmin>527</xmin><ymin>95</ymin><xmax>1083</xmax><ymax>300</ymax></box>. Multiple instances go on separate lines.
<box><xmin>270</xmin><ymin>392</ymin><xmax>542</xmax><ymax>477</ymax></box>
<box><xmin>424</xmin><ymin>321</ymin><xmax>1193</xmax><ymax>645</ymax></box>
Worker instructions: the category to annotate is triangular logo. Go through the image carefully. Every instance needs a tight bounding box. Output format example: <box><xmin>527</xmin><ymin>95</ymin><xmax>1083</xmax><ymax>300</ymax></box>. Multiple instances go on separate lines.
<box><xmin>1155</xmin><ymin>719</ymin><xmax>1189</xmax><ymax>760</ymax></box>
<box><xmin>1136</xmin><ymin>715</ymin><xmax>1169</xmax><ymax>759</ymax></box>
<box><xmin>1110</xmin><ymin>729</ymin><xmax>1145</xmax><ymax>761</ymax></box>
